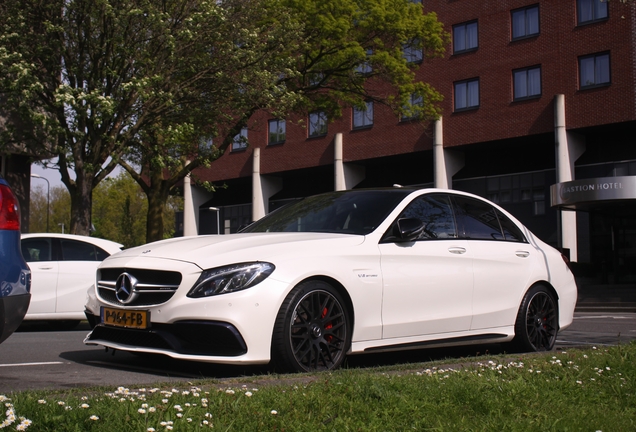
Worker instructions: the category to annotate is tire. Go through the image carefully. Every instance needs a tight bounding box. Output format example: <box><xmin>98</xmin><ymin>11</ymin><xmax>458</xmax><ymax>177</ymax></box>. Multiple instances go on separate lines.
<box><xmin>510</xmin><ymin>285</ymin><xmax>558</xmax><ymax>352</ymax></box>
<box><xmin>272</xmin><ymin>280</ymin><xmax>351</xmax><ymax>372</ymax></box>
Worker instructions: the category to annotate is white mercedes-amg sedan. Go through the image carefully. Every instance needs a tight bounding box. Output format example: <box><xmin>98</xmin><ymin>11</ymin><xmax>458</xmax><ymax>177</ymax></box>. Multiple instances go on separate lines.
<box><xmin>84</xmin><ymin>188</ymin><xmax>577</xmax><ymax>372</ymax></box>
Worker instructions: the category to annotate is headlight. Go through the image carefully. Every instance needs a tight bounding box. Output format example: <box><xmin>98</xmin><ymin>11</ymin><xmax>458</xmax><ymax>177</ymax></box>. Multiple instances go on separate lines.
<box><xmin>187</xmin><ymin>262</ymin><xmax>275</xmax><ymax>298</ymax></box>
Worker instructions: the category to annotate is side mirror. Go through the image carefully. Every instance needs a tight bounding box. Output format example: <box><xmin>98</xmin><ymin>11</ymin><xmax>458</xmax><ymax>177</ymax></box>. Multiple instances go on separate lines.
<box><xmin>394</xmin><ymin>218</ymin><xmax>424</xmax><ymax>242</ymax></box>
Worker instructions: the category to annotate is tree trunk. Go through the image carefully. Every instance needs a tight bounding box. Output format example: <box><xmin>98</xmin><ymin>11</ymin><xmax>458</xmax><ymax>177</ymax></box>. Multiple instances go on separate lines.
<box><xmin>146</xmin><ymin>186</ymin><xmax>169</xmax><ymax>243</ymax></box>
<box><xmin>69</xmin><ymin>175</ymin><xmax>93</xmax><ymax>235</ymax></box>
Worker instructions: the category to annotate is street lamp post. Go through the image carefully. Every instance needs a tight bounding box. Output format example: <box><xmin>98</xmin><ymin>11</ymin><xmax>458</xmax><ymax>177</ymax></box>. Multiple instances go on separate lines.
<box><xmin>31</xmin><ymin>174</ymin><xmax>50</xmax><ymax>232</ymax></box>
<box><xmin>208</xmin><ymin>207</ymin><xmax>220</xmax><ymax>235</ymax></box>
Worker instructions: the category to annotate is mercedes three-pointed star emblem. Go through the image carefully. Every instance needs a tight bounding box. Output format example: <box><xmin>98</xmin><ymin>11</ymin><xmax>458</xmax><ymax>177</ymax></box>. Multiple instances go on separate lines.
<box><xmin>115</xmin><ymin>272</ymin><xmax>139</xmax><ymax>304</ymax></box>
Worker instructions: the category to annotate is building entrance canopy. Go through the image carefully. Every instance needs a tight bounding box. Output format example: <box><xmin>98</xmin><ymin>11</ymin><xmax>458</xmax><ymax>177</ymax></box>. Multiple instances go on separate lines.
<box><xmin>551</xmin><ymin>176</ymin><xmax>636</xmax><ymax>212</ymax></box>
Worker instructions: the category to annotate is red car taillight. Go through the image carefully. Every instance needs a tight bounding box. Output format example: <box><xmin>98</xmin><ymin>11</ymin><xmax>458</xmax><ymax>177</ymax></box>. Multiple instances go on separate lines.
<box><xmin>0</xmin><ymin>184</ymin><xmax>20</xmax><ymax>230</ymax></box>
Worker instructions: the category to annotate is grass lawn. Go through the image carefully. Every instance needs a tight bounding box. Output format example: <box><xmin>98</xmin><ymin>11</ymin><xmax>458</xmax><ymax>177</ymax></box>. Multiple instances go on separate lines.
<box><xmin>3</xmin><ymin>343</ymin><xmax>635</xmax><ymax>431</ymax></box>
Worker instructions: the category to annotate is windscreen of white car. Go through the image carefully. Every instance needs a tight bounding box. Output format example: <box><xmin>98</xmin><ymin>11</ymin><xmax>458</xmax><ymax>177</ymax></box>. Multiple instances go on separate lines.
<box><xmin>242</xmin><ymin>190</ymin><xmax>412</xmax><ymax>235</ymax></box>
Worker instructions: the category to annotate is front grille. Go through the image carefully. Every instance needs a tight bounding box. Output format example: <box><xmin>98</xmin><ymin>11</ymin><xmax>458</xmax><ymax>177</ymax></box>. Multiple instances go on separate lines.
<box><xmin>86</xmin><ymin>319</ymin><xmax>248</xmax><ymax>357</ymax></box>
<box><xmin>97</xmin><ymin>268</ymin><xmax>183</xmax><ymax>307</ymax></box>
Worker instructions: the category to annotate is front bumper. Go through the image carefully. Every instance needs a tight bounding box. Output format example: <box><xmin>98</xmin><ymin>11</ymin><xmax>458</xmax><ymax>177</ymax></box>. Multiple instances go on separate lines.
<box><xmin>85</xmin><ymin>314</ymin><xmax>247</xmax><ymax>356</ymax></box>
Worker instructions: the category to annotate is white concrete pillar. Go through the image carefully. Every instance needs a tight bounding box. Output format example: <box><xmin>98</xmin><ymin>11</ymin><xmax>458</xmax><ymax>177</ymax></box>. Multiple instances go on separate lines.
<box><xmin>433</xmin><ymin>118</ymin><xmax>447</xmax><ymax>188</ymax></box>
<box><xmin>334</xmin><ymin>133</ymin><xmax>365</xmax><ymax>190</ymax></box>
<box><xmin>182</xmin><ymin>169</ymin><xmax>198</xmax><ymax>236</ymax></box>
<box><xmin>253</xmin><ymin>147</ymin><xmax>265</xmax><ymax>221</ymax></box>
<box><xmin>554</xmin><ymin>94</ymin><xmax>585</xmax><ymax>262</ymax></box>
<box><xmin>334</xmin><ymin>133</ymin><xmax>346</xmax><ymax>191</ymax></box>
<box><xmin>433</xmin><ymin>117</ymin><xmax>464</xmax><ymax>189</ymax></box>
<box><xmin>253</xmin><ymin>147</ymin><xmax>282</xmax><ymax>221</ymax></box>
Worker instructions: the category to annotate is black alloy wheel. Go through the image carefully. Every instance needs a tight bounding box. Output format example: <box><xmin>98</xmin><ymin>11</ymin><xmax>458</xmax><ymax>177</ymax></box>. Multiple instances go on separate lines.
<box><xmin>512</xmin><ymin>285</ymin><xmax>558</xmax><ymax>352</ymax></box>
<box><xmin>272</xmin><ymin>280</ymin><xmax>350</xmax><ymax>372</ymax></box>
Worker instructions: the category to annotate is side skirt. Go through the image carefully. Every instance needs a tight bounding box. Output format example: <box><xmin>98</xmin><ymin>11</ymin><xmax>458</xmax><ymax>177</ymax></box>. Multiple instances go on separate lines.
<box><xmin>361</xmin><ymin>333</ymin><xmax>510</xmax><ymax>354</ymax></box>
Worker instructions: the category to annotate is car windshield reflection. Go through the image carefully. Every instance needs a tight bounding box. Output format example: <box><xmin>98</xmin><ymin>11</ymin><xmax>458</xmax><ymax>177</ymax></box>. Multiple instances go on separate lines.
<box><xmin>241</xmin><ymin>190</ymin><xmax>411</xmax><ymax>235</ymax></box>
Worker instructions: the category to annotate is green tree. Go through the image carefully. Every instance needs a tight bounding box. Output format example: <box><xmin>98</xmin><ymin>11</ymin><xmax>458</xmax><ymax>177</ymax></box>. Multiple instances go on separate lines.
<box><xmin>2</xmin><ymin>0</ymin><xmax>447</xmax><ymax>242</ymax></box>
<box><xmin>91</xmin><ymin>172</ymin><xmax>181</xmax><ymax>247</ymax></box>
<box><xmin>118</xmin><ymin>0</ymin><xmax>448</xmax><ymax>242</ymax></box>
<box><xmin>29</xmin><ymin>171</ymin><xmax>181</xmax><ymax>244</ymax></box>
<box><xmin>28</xmin><ymin>185</ymin><xmax>48</xmax><ymax>233</ymax></box>
<box><xmin>29</xmin><ymin>184</ymin><xmax>71</xmax><ymax>233</ymax></box>
<box><xmin>1</xmin><ymin>0</ymin><xmax>289</xmax><ymax>236</ymax></box>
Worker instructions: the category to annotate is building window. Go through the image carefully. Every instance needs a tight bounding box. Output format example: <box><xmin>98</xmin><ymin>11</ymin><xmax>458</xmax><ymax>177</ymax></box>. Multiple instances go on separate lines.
<box><xmin>352</xmin><ymin>101</ymin><xmax>373</xmax><ymax>129</ymax></box>
<box><xmin>453</xmin><ymin>21</ymin><xmax>478</xmax><ymax>54</ymax></box>
<box><xmin>577</xmin><ymin>0</ymin><xmax>608</xmax><ymax>25</ymax></box>
<box><xmin>454</xmin><ymin>78</ymin><xmax>479</xmax><ymax>111</ymax></box>
<box><xmin>401</xmin><ymin>93</ymin><xmax>423</xmax><ymax>121</ymax></box>
<box><xmin>231</xmin><ymin>127</ymin><xmax>248</xmax><ymax>151</ymax></box>
<box><xmin>513</xmin><ymin>66</ymin><xmax>541</xmax><ymax>100</ymax></box>
<box><xmin>356</xmin><ymin>48</ymin><xmax>373</xmax><ymax>75</ymax></box>
<box><xmin>486</xmin><ymin>173</ymin><xmax>545</xmax><ymax>216</ymax></box>
<box><xmin>579</xmin><ymin>52</ymin><xmax>610</xmax><ymax>89</ymax></box>
<box><xmin>402</xmin><ymin>39</ymin><xmax>423</xmax><ymax>63</ymax></box>
<box><xmin>268</xmin><ymin>119</ymin><xmax>286</xmax><ymax>145</ymax></box>
<box><xmin>511</xmin><ymin>5</ymin><xmax>539</xmax><ymax>40</ymax></box>
<box><xmin>309</xmin><ymin>72</ymin><xmax>324</xmax><ymax>87</ymax></box>
<box><xmin>308</xmin><ymin>111</ymin><xmax>327</xmax><ymax>137</ymax></box>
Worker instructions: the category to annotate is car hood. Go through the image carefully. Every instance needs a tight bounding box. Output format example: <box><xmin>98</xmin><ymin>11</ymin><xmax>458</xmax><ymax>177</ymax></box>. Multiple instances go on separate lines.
<box><xmin>108</xmin><ymin>232</ymin><xmax>366</xmax><ymax>269</ymax></box>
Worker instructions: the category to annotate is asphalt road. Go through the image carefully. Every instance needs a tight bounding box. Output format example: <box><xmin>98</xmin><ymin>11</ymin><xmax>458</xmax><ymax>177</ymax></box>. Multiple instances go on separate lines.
<box><xmin>1</xmin><ymin>312</ymin><xmax>634</xmax><ymax>394</ymax></box>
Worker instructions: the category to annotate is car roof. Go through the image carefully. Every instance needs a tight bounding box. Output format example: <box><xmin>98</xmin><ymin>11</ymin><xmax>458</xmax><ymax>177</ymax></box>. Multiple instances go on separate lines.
<box><xmin>21</xmin><ymin>233</ymin><xmax>124</xmax><ymax>252</ymax></box>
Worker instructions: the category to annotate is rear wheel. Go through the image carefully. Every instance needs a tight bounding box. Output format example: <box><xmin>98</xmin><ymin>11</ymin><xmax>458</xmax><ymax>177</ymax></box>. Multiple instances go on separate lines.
<box><xmin>272</xmin><ymin>280</ymin><xmax>351</xmax><ymax>372</ymax></box>
<box><xmin>511</xmin><ymin>285</ymin><xmax>558</xmax><ymax>352</ymax></box>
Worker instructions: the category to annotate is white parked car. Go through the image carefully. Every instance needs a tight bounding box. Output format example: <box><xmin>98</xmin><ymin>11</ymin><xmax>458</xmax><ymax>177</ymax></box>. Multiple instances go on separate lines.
<box><xmin>84</xmin><ymin>188</ymin><xmax>577</xmax><ymax>372</ymax></box>
<box><xmin>21</xmin><ymin>233</ymin><xmax>123</xmax><ymax>329</ymax></box>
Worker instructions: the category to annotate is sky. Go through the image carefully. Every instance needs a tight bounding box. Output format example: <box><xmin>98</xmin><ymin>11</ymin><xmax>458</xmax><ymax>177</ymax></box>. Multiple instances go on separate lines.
<box><xmin>30</xmin><ymin>160</ymin><xmax>65</xmax><ymax>189</ymax></box>
<box><xmin>30</xmin><ymin>158</ymin><xmax>122</xmax><ymax>191</ymax></box>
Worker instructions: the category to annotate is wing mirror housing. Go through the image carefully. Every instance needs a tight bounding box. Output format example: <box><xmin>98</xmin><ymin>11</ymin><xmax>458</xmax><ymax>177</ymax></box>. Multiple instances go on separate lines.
<box><xmin>394</xmin><ymin>218</ymin><xmax>424</xmax><ymax>242</ymax></box>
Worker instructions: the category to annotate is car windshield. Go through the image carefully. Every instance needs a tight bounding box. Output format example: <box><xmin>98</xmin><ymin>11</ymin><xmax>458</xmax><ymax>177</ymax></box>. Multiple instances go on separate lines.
<box><xmin>242</xmin><ymin>190</ymin><xmax>412</xmax><ymax>235</ymax></box>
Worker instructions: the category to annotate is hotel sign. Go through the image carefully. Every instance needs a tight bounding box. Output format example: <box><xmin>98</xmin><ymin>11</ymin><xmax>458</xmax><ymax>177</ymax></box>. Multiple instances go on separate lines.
<box><xmin>551</xmin><ymin>176</ymin><xmax>636</xmax><ymax>208</ymax></box>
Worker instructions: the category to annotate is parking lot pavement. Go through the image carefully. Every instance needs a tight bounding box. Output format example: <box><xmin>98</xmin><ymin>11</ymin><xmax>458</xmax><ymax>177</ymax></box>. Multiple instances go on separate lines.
<box><xmin>556</xmin><ymin>312</ymin><xmax>636</xmax><ymax>347</ymax></box>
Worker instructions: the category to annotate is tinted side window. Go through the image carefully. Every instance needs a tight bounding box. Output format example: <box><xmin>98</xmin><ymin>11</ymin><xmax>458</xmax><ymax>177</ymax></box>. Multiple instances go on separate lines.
<box><xmin>398</xmin><ymin>194</ymin><xmax>457</xmax><ymax>240</ymax></box>
<box><xmin>496</xmin><ymin>209</ymin><xmax>527</xmax><ymax>242</ymax></box>
<box><xmin>21</xmin><ymin>238</ymin><xmax>52</xmax><ymax>262</ymax></box>
<box><xmin>61</xmin><ymin>240</ymin><xmax>98</xmax><ymax>261</ymax></box>
<box><xmin>453</xmin><ymin>196</ymin><xmax>503</xmax><ymax>240</ymax></box>
<box><xmin>94</xmin><ymin>247</ymin><xmax>111</xmax><ymax>261</ymax></box>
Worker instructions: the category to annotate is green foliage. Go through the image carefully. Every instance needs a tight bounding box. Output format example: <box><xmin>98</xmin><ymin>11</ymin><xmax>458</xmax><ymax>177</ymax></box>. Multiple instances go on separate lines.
<box><xmin>91</xmin><ymin>172</ymin><xmax>181</xmax><ymax>247</ymax></box>
<box><xmin>29</xmin><ymin>184</ymin><xmax>71</xmax><ymax>234</ymax></box>
<box><xmin>29</xmin><ymin>171</ymin><xmax>181</xmax><ymax>245</ymax></box>
<box><xmin>6</xmin><ymin>343</ymin><xmax>636</xmax><ymax>431</ymax></box>
<box><xmin>3</xmin><ymin>0</ymin><xmax>448</xmax><ymax>238</ymax></box>
<box><xmin>91</xmin><ymin>174</ymin><xmax>148</xmax><ymax>247</ymax></box>
<box><xmin>279</xmin><ymin>0</ymin><xmax>448</xmax><ymax>120</ymax></box>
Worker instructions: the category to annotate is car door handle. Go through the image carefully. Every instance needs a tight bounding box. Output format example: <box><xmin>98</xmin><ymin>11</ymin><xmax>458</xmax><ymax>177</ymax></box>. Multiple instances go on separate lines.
<box><xmin>515</xmin><ymin>251</ymin><xmax>530</xmax><ymax>258</ymax></box>
<box><xmin>448</xmin><ymin>247</ymin><xmax>466</xmax><ymax>255</ymax></box>
<box><xmin>36</xmin><ymin>265</ymin><xmax>54</xmax><ymax>270</ymax></box>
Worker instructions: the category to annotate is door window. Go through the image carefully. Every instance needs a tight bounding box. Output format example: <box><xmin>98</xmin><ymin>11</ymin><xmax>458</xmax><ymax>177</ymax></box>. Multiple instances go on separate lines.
<box><xmin>60</xmin><ymin>239</ymin><xmax>109</xmax><ymax>261</ymax></box>
<box><xmin>21</xmin><ymin>238</ymin><xmax>52</xmax><ymax>262</ymax></box>
<box><xmin>453</xmin><ymin>196</ymin><xmax>503</xmax><ymax>240</ymax></box>
<box><xmin>397</xmin><ymin>194</ymin><xmax>457</xmax><ymax>240</ymax></box>
<box><xmin>496</xmin><ymin>209</ymin><xmax>527</xmax><ymax>242</ymax></box>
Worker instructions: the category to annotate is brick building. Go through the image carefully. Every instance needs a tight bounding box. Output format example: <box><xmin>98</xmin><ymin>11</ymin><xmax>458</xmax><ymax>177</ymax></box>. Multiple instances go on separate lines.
<box><xmin>183</xmin><ymin>0</ymin><xmax>636</xmax><ymax>305</ymax></box>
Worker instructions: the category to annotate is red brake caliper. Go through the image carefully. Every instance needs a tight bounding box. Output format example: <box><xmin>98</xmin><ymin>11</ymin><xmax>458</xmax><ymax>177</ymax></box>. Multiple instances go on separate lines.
<box><xmin>322</xmin><ymin>307</ymin><xmax>333</xmax><ymax>341</ymax></box>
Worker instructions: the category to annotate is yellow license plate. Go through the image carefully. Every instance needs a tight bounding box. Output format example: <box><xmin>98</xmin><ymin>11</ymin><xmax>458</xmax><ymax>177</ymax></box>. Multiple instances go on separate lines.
<box><xmin>101</xmin><ymin>307</ymin><xmax>149</xmax><ymax>329</ymax></box>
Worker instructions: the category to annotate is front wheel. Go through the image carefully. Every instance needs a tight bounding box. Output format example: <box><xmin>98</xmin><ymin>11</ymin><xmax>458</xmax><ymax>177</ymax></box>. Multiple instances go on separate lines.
<box><xmin>272</xmin><ymin>280</ymin><xmax>351</xmax><ymax>372</ymax></box>
<box><xmin>511</xmin><ymin>285</ymin><xmax>558</xmax><ymax>352</ymax></box>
